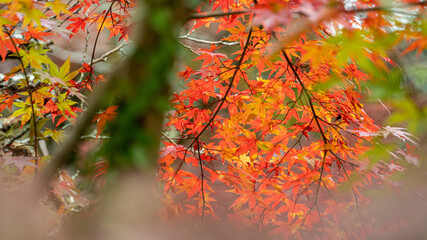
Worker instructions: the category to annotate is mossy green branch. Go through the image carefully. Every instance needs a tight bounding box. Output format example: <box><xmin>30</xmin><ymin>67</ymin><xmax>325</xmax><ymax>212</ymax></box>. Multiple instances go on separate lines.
<box><xmin>40</xmin><ymin>0</ymin><xmax>201</xmax><ymax>189</ymax></box>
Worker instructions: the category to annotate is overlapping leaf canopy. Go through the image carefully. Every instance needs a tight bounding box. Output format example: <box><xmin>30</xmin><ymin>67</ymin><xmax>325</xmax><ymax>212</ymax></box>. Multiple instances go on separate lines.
<box><xmin>0</xmin><ymin>0</ymin><xmax>426</xmax><ymax>239</ymax></box>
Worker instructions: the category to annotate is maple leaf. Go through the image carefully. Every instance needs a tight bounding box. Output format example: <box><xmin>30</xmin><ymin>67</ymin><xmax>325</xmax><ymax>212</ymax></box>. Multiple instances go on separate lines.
<box><xmin>159</xmin><ymin>142</ymin><xmax>184</xmax><ymax>158</ymax></box>
<box><xmin>94</xmin><ymin>160</ymin><xmax>109</xmax><ymax>178</ymax></box>
<box><xmin>210</xmin><ymin>0</ymin><xmax>231</xmax><ymax>12</ymax></box>
<box><xmin>52</xmin><ymin>170</ymin><xmax>89</xmax><ymax>210</ymax></box>
<box><xmin>10</xmin><ymin>101</ymin><xmax>33</xmax><ymax>126</ymax></box>
<box><xmin>194</xmin><ymin>45</ymin><xmax>227</xmax><ymax>67</ymax></box>
<box><xmin>400</xmin><ymin>37</ymin><xmax>427</xmax><ymax>57</ymax></box>
<box><xmin>396</xmin><ymin>149</ymin><xmax>419</xmax><ymax>166</ymax></box>
<box><xmin>1</xmin><ymin>155</ymin><xmax>37</xmax><ymax>173</ymax></box>
<box><xmin>44</xmin><ymin>129</ymin><xmax>65</xmax><ymax>144</ymax></box>
<box><xmin>44</xmin><ymin>0</ymin><xmax>70</xmax><ymax>15</ymax></box>
<box><xmin>18</xmin><ymin>47</ymin><xmax>51</xmax><ymax>69</ymax></box>
<box><xmin>179</xmin><ymin>66</ymin><xmax>194</xmax><ymax>79</ymax></box>
<box><xmin>22</xmin><ymin>25</ymin><xmax>53</xmax><ymax>42</ymax></box>
<box><xmin>382</xmin><ymin>126</ymin><xmax>419</xmax><ymax>146</ymax></box>
<box><xmin>92</xmin><ymin>105</ymin><xmax>118</xmax><ymax>138</ymax></box>
<box><xmin>20</xmin><ymin>6</ymin><xmax>46</xmax><ymax>26</ymax></box>
<box><xmin>44</xmin><ymin>57</ymin><xmax>86</xmax><ymax>102</ymax></box>
<box><xmin>301</xmin><ymin>41</ymin><xmax>338</xmax><ymax>69</ymax></box>
<box><xmin>66</xmin><ymin>17</ymin><xmax>88</xmax><ymax>34</ymax></box>
<box><xmin>348</xmin><ymin>126</ymin><xmax>418</xmax><ymax>146</ymax></box>
<box><xmin>0</xmin><ymin>35</ymin><xmax>23</xmax><ymax>62</ymax></box>
<box><xmin>0</xmin><ymin>93</ymin><xmax>19</xmax><ymax>113</ymax></box>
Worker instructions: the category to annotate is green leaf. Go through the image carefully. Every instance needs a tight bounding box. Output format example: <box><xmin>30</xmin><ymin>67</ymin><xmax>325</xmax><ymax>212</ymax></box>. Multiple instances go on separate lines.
<box><xmin>44</xmin><ymin>129</ymin><xmax>65</xmax><ymax>144</ymax></box>
<box><xmin>20</xmin><ymin>47</ymin><xmax>51</xmax><ymax>69</ymax></box>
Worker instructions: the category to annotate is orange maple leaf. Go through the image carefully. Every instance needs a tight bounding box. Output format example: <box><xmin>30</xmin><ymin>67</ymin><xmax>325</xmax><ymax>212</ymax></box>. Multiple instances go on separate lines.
<box><xmin>92</xmin><ymin>105</ymin><xmax>118</xmax><ymax>138</ymax></box>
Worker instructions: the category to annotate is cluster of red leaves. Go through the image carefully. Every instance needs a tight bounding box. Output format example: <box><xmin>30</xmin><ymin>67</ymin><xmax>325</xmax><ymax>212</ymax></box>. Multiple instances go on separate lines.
<box><xmin>0</xmin><ymin>0</ymin><xmax>425</xmax><ymax>239</ymax></box>
<box><xmin>157</xmin><ymin>0</ymin><xmax>425</xmax><ymax>238</ymax></box>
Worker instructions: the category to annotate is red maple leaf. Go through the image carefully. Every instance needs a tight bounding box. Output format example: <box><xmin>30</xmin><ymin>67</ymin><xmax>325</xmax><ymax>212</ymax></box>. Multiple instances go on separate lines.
<box><xmin>66</xmin><ymin>17</ymin><xmax>88</xmax><ymax>34</ymax></box>
<box><xmin>92</xmin><ymin>105</ymin><xmax>119</xmax><ymax>138</ymax></box>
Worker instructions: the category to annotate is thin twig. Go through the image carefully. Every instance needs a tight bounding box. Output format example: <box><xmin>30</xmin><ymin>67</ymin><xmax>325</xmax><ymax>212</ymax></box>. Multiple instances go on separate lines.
<box><xmin>161</xmin><ymin>131</ymin><xmax>177</xmax><ymax>145</ymax></box>
<box><xmin>1</xmin><ymin>126</ymin><xmax>30</xmax><ymax>150</ymax></box>
<box><xmin>83</xmin><ymin>12</ymin><xmax>91</xmax><ymax>63</ymax></box>
<box><xmin>88</xmin><ymin>0</ymin><xmax>117</xmax><ymax>81</ymax></box>
<box><xmin>298</xmin><ymin>150</ymin><xmax>328</xmax><ymax>231</ymax></box>
<box><xmin>190</xmin><ymin>27</ymin><xmax>253</xmax><ymax>144</ymax></box>
<box><xmin>168</xmin><ymin>25</ymin><xmax>254</xmax><ymax>192</ymax></box>
<box><xmin>4</xmin><ymin>27</ymin><xmax>39</xmax><ymax>176</ymax></box>
<box><xmin>179</xmin><ymin>41</ymin><xmax>200</xmax><ymax>55</ymax></box>
<box><xmin>92</xmin><ymin>41</ymin><xmax>130</xmax><ymax>64</ymax></box>
<box><xmin>196</xmin><ymin>139</ymin><xmax>205</xmax><ymax>217</ymax></box>
<box><xmin>178</xmin><ymin>35</ymin><xmax>239</xmax><ymax>46</ymax></box>
<box><xmin>334</xmin><ymin>154</ymin><xmax>369</xmax><ymax>238</ymax></box>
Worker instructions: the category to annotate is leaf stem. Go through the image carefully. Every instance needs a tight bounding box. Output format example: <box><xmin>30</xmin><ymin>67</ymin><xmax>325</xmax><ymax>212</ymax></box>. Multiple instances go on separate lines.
<box><xmin>88</xmin><ymin>0</ymin><xmax>117</xmax><ymax>83</ymax></box>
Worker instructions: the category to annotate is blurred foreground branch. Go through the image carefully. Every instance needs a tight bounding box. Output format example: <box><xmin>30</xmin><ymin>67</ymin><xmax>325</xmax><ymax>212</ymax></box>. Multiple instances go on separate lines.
<box><xmin>39</xmin><ymin>0</ymin><xmax>201</xmax><ymax>193</ymax></box>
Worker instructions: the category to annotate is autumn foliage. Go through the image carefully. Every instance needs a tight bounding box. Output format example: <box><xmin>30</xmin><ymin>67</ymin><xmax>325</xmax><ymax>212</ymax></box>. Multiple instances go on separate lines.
<box><xmin>0</xmin><ymin>0</ymin><xmax>426</xmax><ymax>239</ymax></box>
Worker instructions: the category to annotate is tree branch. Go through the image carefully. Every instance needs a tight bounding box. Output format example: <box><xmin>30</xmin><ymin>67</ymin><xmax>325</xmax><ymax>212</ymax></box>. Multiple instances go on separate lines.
<box><xmin>4</xmin><ymin>27</ymin><xmax>39</xmax><ymax>176</ymax></box>
<box><xmin>187</xmin><ymin>10</ymin><xmax>249</xmax><ymax>20</ymax></box>
<box><xmin>38</xmin><ymin>0</ymin><xmax>201</xmax><ymax>192</ymax></box>
<box><xmin>178</xmin><ymin>35</ymin><xmax>239</xmax><ymax>46</ymax></box>
<box><xmin>92</xmin><ymin>41</ymin><xmax>130</xmax><ymax>64</ymax></box>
